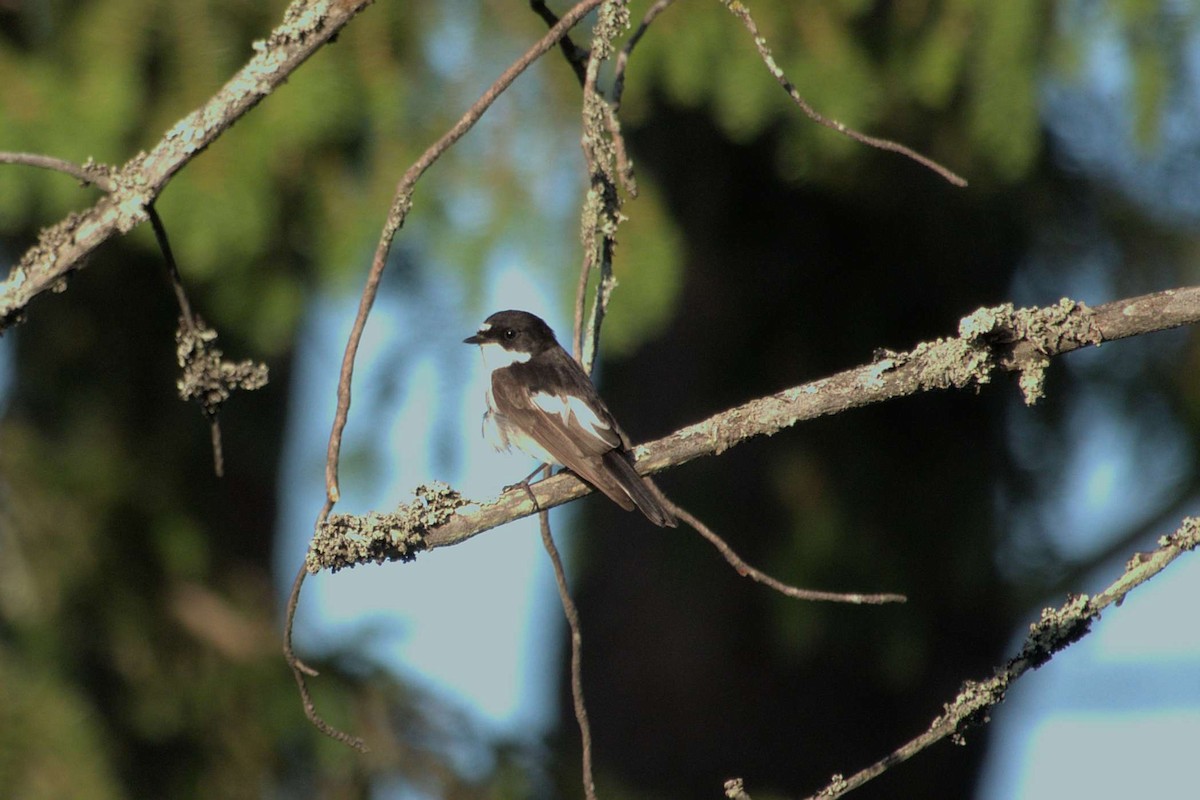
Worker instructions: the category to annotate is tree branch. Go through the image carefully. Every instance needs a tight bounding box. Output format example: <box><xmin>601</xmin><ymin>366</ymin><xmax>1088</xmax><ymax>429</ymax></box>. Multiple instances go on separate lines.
<box><xmin>0</xmin><ymin>0</ymin><xmax>375</xmax><ymax>331</ymax></box>
<box><xmin>305</xmin><ymin>287</ymin><xmax>1200</xmax><ymax>571</ymax></box>
<box><xmin>0</xmin><ymin>152</ymin><xmax>264</xmax><ymax>476</ymax></box>
<box><xmin>769</xmin><ymin>516</ymin><xmax>1200</xmax><ymax>799</ymax></box>
<box><xmin>529</xmin><ymin>0</ymin><xmax>591</xmax><ymax>86</ymax></box>
<box><xmin>574</xmin><ymin>1</ymin><xmax>632</xmax><ymax>371</ymax></box>
<box><xmin>0</xmin><ymin>152</ymin><xmax>115</xmax><ymax>190</ymax></box>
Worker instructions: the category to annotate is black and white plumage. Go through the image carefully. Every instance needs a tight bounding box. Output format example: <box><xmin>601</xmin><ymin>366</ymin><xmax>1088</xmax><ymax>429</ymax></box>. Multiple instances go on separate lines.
<box><xmin>464</xmin><ymin>309</ymin><xmax>676</xmax><ymax>527</ymax></box>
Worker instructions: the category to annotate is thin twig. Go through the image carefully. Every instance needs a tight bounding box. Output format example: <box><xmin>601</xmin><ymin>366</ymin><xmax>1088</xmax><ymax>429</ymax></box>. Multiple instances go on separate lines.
<box><xmin>208</xmin><ymin>418</ymin><xmax>225</xmax><ymax>478</ymax></box>
<box><xmin>0</xmin><ymin>151</ymin><xmax>115</xmax><ymax>190</ymax></box>
<box><xmin>612</xmin><ymin>0</ymin><xmax>677</xmax><ymax>111</ymax></box>
<box><xmin>572</xmin><ymin>247</ymin><xmax>595</xmax><ymax>363</ymax></box>
<box><xmin>720</xmin><ymin>0</ymin><xmax>968</xmax><ymax>187</ymax></box>
<box><xmin>538</xmin><ymin>491</ymin><xmax>598</xmax><ymax>800</ymax></box>
<box><xmin>530</xmin><ymin>0</ymin><xmax>591</xmax><ymax>86</ymax></box>
<box><xmin>146</xmin><ymin>204</ymin><xmax>195</xmax><ymax>331</ymax></box>
<box><xmin>147</xmin><ymin>203</ymin><xmax>227</xmax><ymax>477</ymax></box>
<box><xmin>283</xmin><ymin>563</ymin><xmax>369</xmax><ymax>752</ymax></box>
<box><xmin>793</xmin><ymin>516</ymin><xmax>1200</xmax><ymax>799</ymax></box>
<box><xmin>662</xmin><ymin>496</ymin><xmax>906</xmax><ymax>604</ymax></box>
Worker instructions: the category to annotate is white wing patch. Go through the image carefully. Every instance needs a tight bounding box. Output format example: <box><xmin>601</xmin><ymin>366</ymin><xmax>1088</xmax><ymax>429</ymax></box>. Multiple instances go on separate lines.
<box><xmin>532</xmin><ymin>392</ymin><xmax>612</xmax><ymax>442</ymax></box>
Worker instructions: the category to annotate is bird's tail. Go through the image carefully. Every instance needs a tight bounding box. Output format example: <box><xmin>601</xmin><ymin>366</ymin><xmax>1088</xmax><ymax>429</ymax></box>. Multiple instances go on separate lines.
<box><xmin>601</xmin><ymin>451</ymin><xmax>677</xmax><ymax>528</ymax></box>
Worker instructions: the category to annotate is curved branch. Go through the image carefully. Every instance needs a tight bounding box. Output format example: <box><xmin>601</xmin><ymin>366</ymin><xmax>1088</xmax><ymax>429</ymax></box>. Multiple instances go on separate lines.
<box><xmin>721</xmin><ymin>0</ymin><xmax>967</xmax><ymax>187</ymax></box>
<box><xmin>664</xmin><ymin>497</ymin><xmax>906</xmax><ymax>605</ymax></box>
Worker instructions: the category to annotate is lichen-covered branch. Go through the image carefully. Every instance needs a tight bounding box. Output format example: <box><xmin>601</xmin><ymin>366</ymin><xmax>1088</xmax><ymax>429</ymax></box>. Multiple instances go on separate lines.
<box><xmin>574</xmin><ymin>0</ymin><xmax>632</xmax><ymax>370</ymax></box>
<box><xmin>0</xmin><ymin>0</ymin><xmax>375</xmax><ymax>330</ymax></box>
<box><xmin>784</xmin><ymin>516</ymin><xmax>1200</xmax><ymax>799</ymax></box>
<box><xmin>305</xmin><ymin>287</ymin><xmax>1200</xmax><ymax>571</ymax></box>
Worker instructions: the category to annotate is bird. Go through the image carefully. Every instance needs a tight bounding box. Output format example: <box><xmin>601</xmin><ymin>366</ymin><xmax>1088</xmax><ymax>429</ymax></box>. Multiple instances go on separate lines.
<box><xmin>464</xmin><ymin>309</ymin><xmax>676</xmax><ymax>527</ymax></box>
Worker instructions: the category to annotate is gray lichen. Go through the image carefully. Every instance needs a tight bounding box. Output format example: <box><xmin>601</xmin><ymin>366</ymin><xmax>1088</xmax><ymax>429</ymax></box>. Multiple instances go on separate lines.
<box><xmin>955</xmin><ymin>298</ymin><xmax>1102</xmax><ymax>405</ymax></box>
<box><xmin>307</xmin><ymin>482</ymin><xmax>468</xmax><ymax>573</ymax></box>
<box><xmin>175</xmin><ymin>318</ymin><xmax>269</xmax><ymax>417</ymax></box>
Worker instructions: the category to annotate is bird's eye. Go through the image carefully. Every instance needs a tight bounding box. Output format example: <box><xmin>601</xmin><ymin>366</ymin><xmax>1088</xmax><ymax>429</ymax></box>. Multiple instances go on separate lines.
<box><xmin>504</xmin><ymin>328</ymin><xmax>516</xmax><ymax>340</ymax></box>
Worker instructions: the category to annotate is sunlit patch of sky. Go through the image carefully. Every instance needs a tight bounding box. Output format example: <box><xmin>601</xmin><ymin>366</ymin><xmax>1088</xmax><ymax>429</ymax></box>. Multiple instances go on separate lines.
<box><xmin>983</xmin><ymin>710</ymin><xmax>1200</xmax><ymax>800</ymax></box>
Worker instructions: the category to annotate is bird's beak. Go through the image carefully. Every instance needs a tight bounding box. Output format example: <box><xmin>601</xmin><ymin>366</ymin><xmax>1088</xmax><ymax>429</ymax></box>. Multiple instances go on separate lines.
<box><xmin>463</xmin><ymin>333</ymin><xmax>484</xmax><ymax>345</ymax></box>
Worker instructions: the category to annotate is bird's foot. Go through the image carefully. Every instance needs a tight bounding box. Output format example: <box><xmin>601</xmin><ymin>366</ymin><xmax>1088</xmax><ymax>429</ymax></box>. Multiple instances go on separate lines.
<box><xmin>503</xmin><ymin>464</ymin><xmax>551</xmax><ymax>512</ymax></box>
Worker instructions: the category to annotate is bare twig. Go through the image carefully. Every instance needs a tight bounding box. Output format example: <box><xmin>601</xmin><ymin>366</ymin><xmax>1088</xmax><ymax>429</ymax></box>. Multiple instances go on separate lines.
<box><xmin>0</xmin><ymin>151</ymin><xmax>115</xmax><ymax>190</ymax></box>
<box><xmin>146</xmin><ymin>204</ymin><xmax>195</xmax><ymax>331</ymax></box>
<box><xmin>612</xmin><ymin>0</ymin><xmax>677</xmax><ymax>110</ymax></box>
<box><xmin>538</xmin><ymin>486</ymin><xmax>598</xmax><ymax>800</ymax></box>
<box><xmin>793</xmin><ymin>516</ymin><xmax>1200</xmax><ymax>799</ymax></box>
<box><xmin>282</xmin><ymin>564</ymin><xmax>368</xmax><ymax>752</ymax></box>
<box><xmin>530</xmin><ymin>0</ymin><xmax>591</xmax><ymax>86</ymax></box>
<box><xmin>662</xmin><ymin>497</ymin><xmax>906</xmax><ymax>604</ymax></box>
<box><xmin>720</xmin><ymin>0</ymin><xmax>968</xmax><ymax>188</ymax></box>
<box><xmin>147</xmin><ymin>203</ymin><xmax>235</xmax><ymax>477</ymax></box>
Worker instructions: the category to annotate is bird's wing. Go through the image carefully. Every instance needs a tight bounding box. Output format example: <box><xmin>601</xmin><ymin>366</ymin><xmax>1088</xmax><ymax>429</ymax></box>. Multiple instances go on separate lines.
<box><xmin>491</xmin><ymin>373</ymin><xmax>636</xmax><ymax>511</ymax></box>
